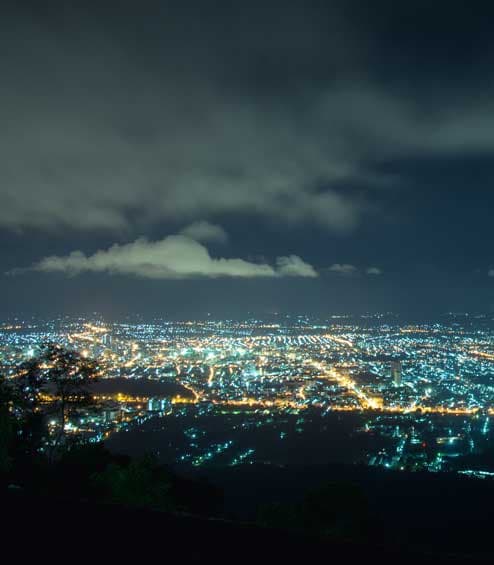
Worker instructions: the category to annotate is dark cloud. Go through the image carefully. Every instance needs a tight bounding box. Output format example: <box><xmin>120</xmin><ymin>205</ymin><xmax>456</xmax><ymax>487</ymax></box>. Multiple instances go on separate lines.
<box><xmin>2</xmin><ymin>1</ymin><xmax>494</xmax><ymax>237</ymax></box>
<box><xmin>179</xmin><ymin>221</ymin><xmax>229</xmax><ymax>244</ymax></box>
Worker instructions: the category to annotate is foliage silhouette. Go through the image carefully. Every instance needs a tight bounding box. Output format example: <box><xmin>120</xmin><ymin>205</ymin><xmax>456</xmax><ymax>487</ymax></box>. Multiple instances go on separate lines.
<box><xmin>258</xmin><ymin>481</ymin><xmax>369</xmax><ymax>539</ymax></box>
<box><xmin>92</xmin><ymin>454</ymin><xmax>174</xmax><ymax>510</ymax></box>
<box><xmin>12</xmin><ymin>343</ymin><xmax>98</xmax><ymax>461</ymax></box>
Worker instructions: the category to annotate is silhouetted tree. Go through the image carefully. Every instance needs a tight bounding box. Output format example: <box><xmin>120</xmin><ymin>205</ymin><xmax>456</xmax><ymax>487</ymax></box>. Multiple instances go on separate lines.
<box><xmin>48</xmin><ymin>443</ymin><xmax>131</xmax><ymax>499</ymax></box>
<box><xmin>92</xmin><ymin>454</ymin><xmax>173</xmax><ymax>510</ymax></box>
<box><xmin>41</xmin><ymin>344</ymin><xmax>98</xmax><ymax>458</ymax></box>
<box><xmin>11</xmin><ymin>357</ymin><xmax>49</xmax><ymax>459</ymax></box>
<box><xmin>12</xmin><ymin>343</ymin><xmax>98</xmax><ymax>461</ymax></box>
<box><xmin>258</xmin><ymin>481</ymin><xmax>369</xmax><ymax>539</ymax></box>
<box><xmin>0</xmin><ymin>376</ymin><xmax>16</xmax><ymax>476</ymax></box>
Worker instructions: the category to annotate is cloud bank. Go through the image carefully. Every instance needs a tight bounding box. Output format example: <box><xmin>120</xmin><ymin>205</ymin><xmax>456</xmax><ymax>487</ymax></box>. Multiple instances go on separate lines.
<box><xmin>23</xmin><ymin>235</ymin><xmax>318</xmax><ymax>280</ymax></box>
<box><xmin>3</xmin><ymin>2</ymin><xmax>494</xmax><ymax>236</ymax></box>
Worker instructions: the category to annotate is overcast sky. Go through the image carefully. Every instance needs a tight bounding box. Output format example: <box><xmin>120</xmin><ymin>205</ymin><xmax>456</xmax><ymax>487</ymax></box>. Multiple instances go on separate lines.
<box><xmin>2</xmin><ymin>0</ymin><xmax>494</xmax><ymax>319</ymax></box>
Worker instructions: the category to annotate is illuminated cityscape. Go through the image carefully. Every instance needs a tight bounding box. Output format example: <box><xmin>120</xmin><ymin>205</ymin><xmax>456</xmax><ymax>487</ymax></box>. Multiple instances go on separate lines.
<box><xmin>4</xmin><ymin>314</ymin><xmax>494</xmax><ymax>478</ymax></box>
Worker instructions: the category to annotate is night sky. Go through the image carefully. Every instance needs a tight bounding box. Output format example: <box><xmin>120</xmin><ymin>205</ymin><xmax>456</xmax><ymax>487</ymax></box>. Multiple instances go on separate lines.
<box><xmin>2</xmin><ymin>1</ymin><xmax>494</xmax><ymax>319</ymax></box>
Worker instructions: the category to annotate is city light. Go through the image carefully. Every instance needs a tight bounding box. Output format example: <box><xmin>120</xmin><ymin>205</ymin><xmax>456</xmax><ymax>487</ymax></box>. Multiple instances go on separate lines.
<box><xmin>3</xmin><ymin>314</ymin><xmax>494</xmax><ymax>473</ymax></box>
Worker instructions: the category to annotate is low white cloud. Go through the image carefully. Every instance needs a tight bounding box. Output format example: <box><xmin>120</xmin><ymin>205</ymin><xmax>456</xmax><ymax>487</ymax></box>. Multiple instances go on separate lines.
<box><xmin>488</xmin><ymin>269</ymin><xmax>494</xmax><ymax>278</ymax></box>
<box><xmin>20</xmin><ymin>235</ymin><xmax>318</xmax><ymax>280</ymax></box>
<box><xmin>366</xmin><ymin>267</ymin><xmax>383</xmax><ymax>276</ymax></box>
<box><xmin>179</xmin><ymin>221</ymin><xmax>228</xmax><ymax>244</ymax></box>
<box><xmin>327</xmin><ymin>264</ymin><xmax>383</xmax><ymax>276</ymax></box>
<box><xmin>328</xmin><ymin>264</ymin><xmax>358</xmax><ymax>275</ymax></box>
<box><xmin>276</xmin><ymin>255</ymin><xmax>318</xmax><ymax>278</ymax></box>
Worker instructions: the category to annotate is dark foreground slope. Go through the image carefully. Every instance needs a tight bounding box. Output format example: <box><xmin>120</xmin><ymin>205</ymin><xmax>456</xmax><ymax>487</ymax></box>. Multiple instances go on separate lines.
<box><xmin>189</xmin><ymin>463</ymin><xmax>494</xmax><ymax>560</ymax></box>
<box><xmin>0</xmin><ymin>488</ymin><xmax>480</xmax><ymax>564</ymax></box>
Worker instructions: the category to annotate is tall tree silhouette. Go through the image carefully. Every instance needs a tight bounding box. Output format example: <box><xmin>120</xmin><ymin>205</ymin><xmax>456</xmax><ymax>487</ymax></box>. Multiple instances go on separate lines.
<box><xmin>14</xmin><ymin>343</ymin><xmax>98</xmax><ymax>461</ymax></box>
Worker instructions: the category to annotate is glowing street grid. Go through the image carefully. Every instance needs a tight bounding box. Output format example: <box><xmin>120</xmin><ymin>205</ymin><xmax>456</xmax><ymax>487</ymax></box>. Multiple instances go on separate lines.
<box><xmin>3</xmin><ymin>314</ymin><xmax>494</xmax><ymax>476</ymax></box>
